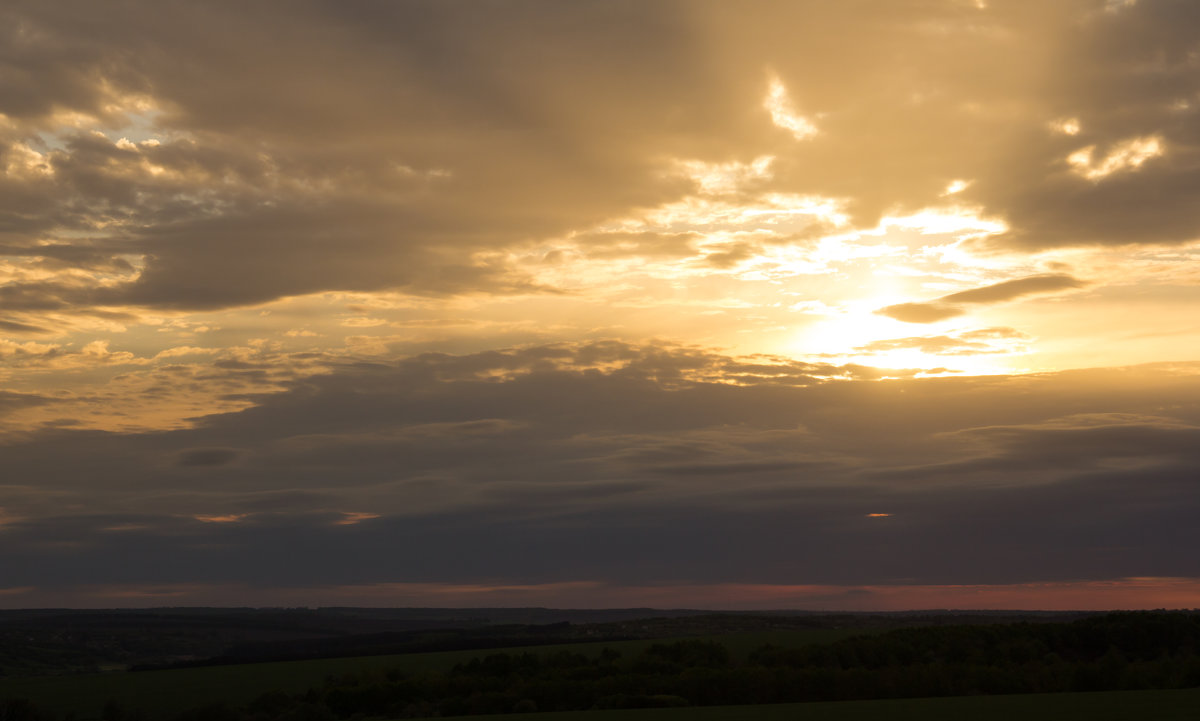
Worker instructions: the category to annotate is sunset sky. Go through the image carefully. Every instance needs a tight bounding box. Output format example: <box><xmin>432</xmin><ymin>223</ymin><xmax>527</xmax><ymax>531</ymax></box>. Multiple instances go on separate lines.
<box><xmin>3</xmin><ymin>0</ymin><xmax>1200</xmax><ymax>610</ymax></box>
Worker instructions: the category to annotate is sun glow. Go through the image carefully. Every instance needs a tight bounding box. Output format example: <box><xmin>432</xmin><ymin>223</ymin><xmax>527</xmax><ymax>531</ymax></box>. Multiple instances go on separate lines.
<box><xmin>789</xmin><ymin>292</ymin><xmax>1026</xmax><ymax>375</ymax></box>
<box><xmin>546</xmin><ymin>150</ymin><xmax>1036</xmax><ymax>376</ymax></box>
<box><xmin>792</xmin><ymin>298</ymin><xmax>909</xmax><ymax>355</ymax></box>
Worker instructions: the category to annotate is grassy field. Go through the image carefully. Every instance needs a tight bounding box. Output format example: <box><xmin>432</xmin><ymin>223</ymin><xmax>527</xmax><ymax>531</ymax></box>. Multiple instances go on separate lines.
<box><xmin>429</xmin><ymin>688</ymin><xmax>1200</xmax><ymax>721</ymax></box>
<box><xmin>0</xmin><ymin>628</ymin><xmax>864</xmax><ymax>718</ymax></box>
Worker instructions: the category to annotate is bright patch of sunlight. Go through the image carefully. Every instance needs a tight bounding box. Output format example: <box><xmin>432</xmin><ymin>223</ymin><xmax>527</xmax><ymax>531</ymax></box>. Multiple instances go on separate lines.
<box><xmin>792</xmin><ymin>298</ymin><xmax>911</xmax><ymax>355</ymax></box>
<box><xmin>1068</xmin><ymin>135</ymin><xmax>1164</xmax><ymax>181</ymax></box>
<box><xmin>1049</xmin><ymin>117</ymin><xmax>1081</xmax><ymax>135</ymax></box>
<box><xmin>674</xmin><ymin>156</ymin><xmax>774</xmax><ymax>195</ymax></box>
<box><xmin>942</xmin><ymin>179</ymin><xmax>971</xmax><ymax>195</ymax></box>
<box><xmin>764</xmin><ymin>74</ymin><xmax>819</xmax><ymax>140</ymax></box>
<box><xmin>880</xmin><ymin>207</ymin><xmax>1008</xmax><ymax>239</ymax></box>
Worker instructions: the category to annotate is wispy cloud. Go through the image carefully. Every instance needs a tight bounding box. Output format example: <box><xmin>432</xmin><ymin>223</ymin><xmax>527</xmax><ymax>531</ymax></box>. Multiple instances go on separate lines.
<box><xmin>878</xmin><ymin>274</ymin><xmax>1087</xmax><ymax>323</ymax></box>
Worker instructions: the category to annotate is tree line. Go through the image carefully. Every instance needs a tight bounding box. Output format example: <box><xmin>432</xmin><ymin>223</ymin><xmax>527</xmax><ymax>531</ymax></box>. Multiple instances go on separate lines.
<box><xmin>4</xmin><ymin>611</ymin><xmax>1199</xmax><ymax>720</ymax></box>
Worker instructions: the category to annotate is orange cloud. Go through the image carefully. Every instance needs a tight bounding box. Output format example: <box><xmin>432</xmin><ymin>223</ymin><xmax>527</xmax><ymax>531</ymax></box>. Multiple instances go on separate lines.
<box><xmin>335</xmin><ymin>512</ymin><xmax>381</xmax><ymax>526</ymax></box>
<box><xmin>193</xmin><ymin>514</ymin><xmax>248</xmax><ymax>524</ymax></box>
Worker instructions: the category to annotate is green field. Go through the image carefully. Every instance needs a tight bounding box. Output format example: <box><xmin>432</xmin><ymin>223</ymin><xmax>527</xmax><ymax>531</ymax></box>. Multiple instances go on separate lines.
<box><xmin>430</xmin><ymin>688</ymin><xmax>1200</xmax><ymax>721</ymax></box>
<box><xmin>0</xmin><ymin>629</ymin><xmax>864</xmax><ymax>719</ymax></box>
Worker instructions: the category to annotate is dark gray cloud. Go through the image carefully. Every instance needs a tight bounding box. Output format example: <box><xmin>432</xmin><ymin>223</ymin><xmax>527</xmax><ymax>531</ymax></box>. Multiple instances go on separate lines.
<box><xmin>176</xmin><ymin>448</ymin><xmax>240</xmax><ymax>467</ymax></box>
<box><xmin>2</xmin><ymin>342</ymin><xmax>1199</xmax><ymax>592</ymax></box>
<box><xmin>878</xmin><ymin>274</ymin><xmax>1087</xmax><ymax>323</ymax></box>
<box><xmin>0</xmin><ymin>390</ymin><xmax>49</xmax><ymax>416</ymax></box>
<box><xmin>4</xmin><ymin>450</ymin><xmax>1200</xmax><ymax>589</ymax></box>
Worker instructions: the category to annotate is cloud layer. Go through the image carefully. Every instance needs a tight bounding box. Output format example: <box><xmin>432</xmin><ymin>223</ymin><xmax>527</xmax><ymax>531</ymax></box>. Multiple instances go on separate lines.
<box><xmin>5</xmin><ymin>1</ymin><xmax>1200</xmax><ymax>608</ymax></box>
<box><xmin>3</xmin><ymin>343</ymin><xmax>1200</xmax><ymax>604</ymax></box>
<box><xmin>3</xmin><ymin>0</ymin><xmax>1200</xmax><ymax>319</ymax></box>
<box><xmin>878</xmin><ymin>274</ymin><xmax>1088</xmax><ymax>323</ymax></box>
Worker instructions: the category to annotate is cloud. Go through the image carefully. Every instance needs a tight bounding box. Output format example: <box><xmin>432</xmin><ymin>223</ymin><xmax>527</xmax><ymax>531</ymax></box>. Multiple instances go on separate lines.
<box><xmin>940</xmin><ymin>274</ymin><xmax>1088</xmax><ymax>304</ymax></box>
<box><xmin>878</xmin><ymin>274</ymin><xmax>1087</xmax><ymax>323</ymax></box>
<box><xmin>1067</xmin><ymin>135</ymin><xmax>1165</xmax><ymax>181</ymax></box>
<box><xmin>2</xmin><ymin>0</ymin><xmax>1193</xmax><ymax>326</ymax></box>
<box><xmin>572</xmin><ymin>232</ymin><xmax>702</xmax><ymax>260</ymax></box>
<box><xmin>3</xmin><ymin>2</ymin><xmax>1200</xmax><ymax>607</ymax></box>
<box><xmin>177</xmin><ymin>448</ymin><xmax>240</xmax><ymax>467</ymax></box>
<box><xmin>0</xmin><ymin>390</ymin><xmax>50</xmax><ymax>417</ymax></box>
<box><xmin>2</xmin><ymin>343</ymin><xmax>1200</xmax><ymax>594</ymax></box>
<box><xmin>875</xmin><ymin>302</ymin><xmax>963</xmax><ymax>324</ymax></box>
<box><xmin>0</xmin><ymin>0</ymin><xmax>722</xmax><ymax>313</ymax></box>
<box><xmin>0</xmin><ymin>318</ymin><xmax>50</xmax><ymax>335</ymax></box>
<box><xmin>855</xmin><ymin>327</ymin><xmax>1029</xmax><ymax>355</ymax></box>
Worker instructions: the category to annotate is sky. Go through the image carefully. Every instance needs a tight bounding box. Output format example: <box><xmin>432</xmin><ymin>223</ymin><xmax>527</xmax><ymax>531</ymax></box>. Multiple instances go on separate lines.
<box><xmin>2</xmin><ymin>0</ymin><xmax>1200</xmax><ymax>610</ymax></box>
